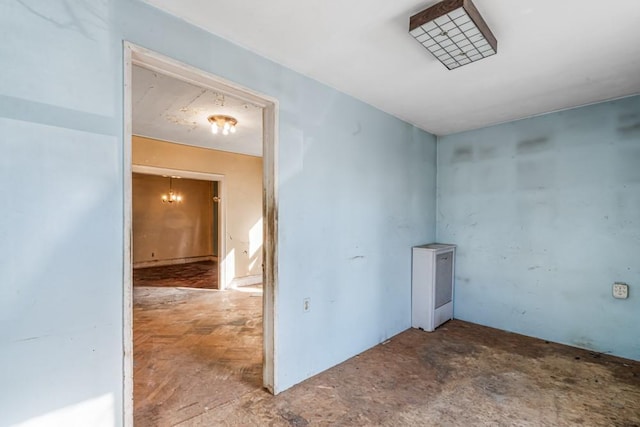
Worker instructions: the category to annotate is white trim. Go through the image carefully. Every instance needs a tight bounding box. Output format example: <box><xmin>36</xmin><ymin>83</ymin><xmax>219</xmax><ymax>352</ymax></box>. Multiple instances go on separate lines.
<box><xmin>123</xmin><ymin>42</ymin><xmax>279</xmax><ymax>424</ymax></box>
<box><xmin>122</xmin><ymin>42</ymin><xmax>134</xmax><ymax>427</ymax></box>
<box><xmin>261</xmin><ymin>103</ymin><xmax>278</xmax><ymax>393</ymax></box>
<box><xmin>132</xmin><ymin>164</ymin><xmax>224</xmax><ymax>182</ymax></box>
<box><xmin>217</xmin><ymin>176</ymin><xmax>228</xmax><ymax>290</ymax></box>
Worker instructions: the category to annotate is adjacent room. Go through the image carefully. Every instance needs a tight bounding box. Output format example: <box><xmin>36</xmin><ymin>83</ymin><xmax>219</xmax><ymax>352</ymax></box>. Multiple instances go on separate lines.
<box><xmin>130</xmin><ymin>65</ymin><xmax>266</xmax><ymax>425</ymax></box>
<box><xmin>2</xmin><ymin>0</ymin><xmax>639</xmax><ymax>426</ymax></box>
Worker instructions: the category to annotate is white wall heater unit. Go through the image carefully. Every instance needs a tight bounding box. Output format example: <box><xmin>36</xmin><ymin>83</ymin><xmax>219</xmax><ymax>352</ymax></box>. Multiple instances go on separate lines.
<box><xmin>412</xmin><ymin>243</ymin><xmax>456</xmax><ymax>332</ymax></box>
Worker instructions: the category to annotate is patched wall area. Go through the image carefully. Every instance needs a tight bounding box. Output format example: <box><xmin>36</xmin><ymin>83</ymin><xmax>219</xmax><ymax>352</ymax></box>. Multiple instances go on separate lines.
<box><xmin>437</xmin><ymin>95</ymin><xmax>640</xmax><ymax>361</ymax></box>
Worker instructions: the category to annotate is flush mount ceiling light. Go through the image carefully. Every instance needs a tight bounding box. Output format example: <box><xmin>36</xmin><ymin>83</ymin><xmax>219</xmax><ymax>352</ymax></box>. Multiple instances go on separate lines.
<box><xmin>208</xmin><ymin>114</ymin><xmax>238</xmax><ymax>135</ymax></box>
<box><xmin>409</xmin><ymin>0</ymin><xmax>497</xmax><ymax>70</ymax></box>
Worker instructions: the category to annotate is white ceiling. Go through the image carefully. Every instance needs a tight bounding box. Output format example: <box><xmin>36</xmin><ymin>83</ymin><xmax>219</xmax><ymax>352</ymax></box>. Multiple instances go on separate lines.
<box><xmin>143</xmin><ymin>0</ymin><xmax>640</xmax><ymax>135</ymax></box>
<box><xmin>132</xmin><ymin>65</ymin><xmax>263</xmax><ymax>157</ymax></box>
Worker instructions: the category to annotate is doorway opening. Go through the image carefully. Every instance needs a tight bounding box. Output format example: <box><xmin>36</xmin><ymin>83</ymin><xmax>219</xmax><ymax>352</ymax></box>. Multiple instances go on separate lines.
<box><xmin>123</xmin><ymin>43</ymin><xmax>278</xmax><ymax>426</ymax></box>
<box><xmin>131</xmin><ymin>166</ymin><xmax>226</xmax><ymax>290</ymax></box>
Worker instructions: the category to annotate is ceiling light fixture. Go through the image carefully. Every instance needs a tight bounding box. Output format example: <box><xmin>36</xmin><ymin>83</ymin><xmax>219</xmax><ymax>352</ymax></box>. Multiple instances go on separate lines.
<box><xmin>161</xmin><ymin>176</ymin><xmax>182</xmax><ymax>204</ymax></box>
<box><xmin>208</xmin><ymin>115</ymin><xmax>238</xmax><ymax>135</ymax></box>
<box><xmin>409</xmin><ymin>0</ymin><xmax>497</xmax><ymax>70</ymax></box>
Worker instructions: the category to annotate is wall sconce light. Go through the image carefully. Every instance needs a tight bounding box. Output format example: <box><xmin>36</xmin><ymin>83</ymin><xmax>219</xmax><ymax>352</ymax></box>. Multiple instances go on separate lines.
<box><xmin>208</xmin><ymin>115</ymin><xmax>238</xmax><ymax>135</ymax></box>
<box><xmin>410</xmin><ymin>0</ymin><xmax>497</xmax><ymax>70</ymax></box>
<box><xmin>161</xmin><ymin>176</ymin><xmax>182</xmax><ymax>203</ymax></box>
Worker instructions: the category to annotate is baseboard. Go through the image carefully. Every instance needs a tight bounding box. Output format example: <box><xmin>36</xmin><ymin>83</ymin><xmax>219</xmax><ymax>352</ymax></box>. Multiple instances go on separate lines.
<box><xmin>230</xmin><ymin>274</ymin><xmax>262</xmax><ymax>288</ymax></box>
<box><xmin>133</xmin><ymin>255</ymin><xmax>216</xmax><ymax>269</ymax></box>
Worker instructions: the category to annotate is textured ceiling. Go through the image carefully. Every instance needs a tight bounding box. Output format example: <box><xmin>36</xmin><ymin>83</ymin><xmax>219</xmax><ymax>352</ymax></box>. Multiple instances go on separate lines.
<box><xmin>132</xmin><ymin>65</ymin><xmax>263</xmax><ymax>157</ymax></box>
<box><xmin>143</xmin><ymin>0</ymin><xmax>640</xmax><ymax>135</ymax></box>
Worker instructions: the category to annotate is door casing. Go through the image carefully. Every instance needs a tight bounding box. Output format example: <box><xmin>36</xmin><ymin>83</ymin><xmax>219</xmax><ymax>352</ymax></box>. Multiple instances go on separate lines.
<box><xmin>123</xmin><ymin>42</ymin><xmax>279</xmax><ymax>427</ymax></box>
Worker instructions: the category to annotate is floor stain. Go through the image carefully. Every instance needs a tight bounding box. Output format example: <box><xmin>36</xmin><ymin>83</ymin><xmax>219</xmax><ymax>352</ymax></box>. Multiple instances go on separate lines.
<box><xmin>134</xmin><ymin>263</ymin><xmax>640</xmax><ymax>426</ymax></box>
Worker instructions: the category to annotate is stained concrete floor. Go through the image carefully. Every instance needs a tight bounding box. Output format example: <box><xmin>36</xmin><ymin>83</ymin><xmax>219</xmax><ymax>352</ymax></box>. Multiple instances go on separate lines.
<box><xmin>134</xmin><ymin>263</ymin><xmax>640</xmax><ymax>426</ymax></box>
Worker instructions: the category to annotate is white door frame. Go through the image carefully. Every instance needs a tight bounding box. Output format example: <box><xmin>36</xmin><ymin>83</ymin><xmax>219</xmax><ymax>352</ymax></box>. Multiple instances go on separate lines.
<box><xmin>131</xmin><ymin>165</ymin><xmax>227</xmax><ymax>287</ymax></box>
<box><xmin>123</xmin><ymin>42</ymin><xmax>279</xmax><ymax>427</ymax></box>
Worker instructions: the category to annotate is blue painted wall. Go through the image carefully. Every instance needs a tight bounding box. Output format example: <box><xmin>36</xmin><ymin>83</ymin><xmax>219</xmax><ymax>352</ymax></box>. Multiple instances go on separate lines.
<box><xmin>0</xmin><ymin>0</ymin><xmax>436</xmax><ymax>425</ymax></box>
<box><xmin>437</xmin><ymin>96</ymin><xmax>640</xmax><ymax>361</ymax></box>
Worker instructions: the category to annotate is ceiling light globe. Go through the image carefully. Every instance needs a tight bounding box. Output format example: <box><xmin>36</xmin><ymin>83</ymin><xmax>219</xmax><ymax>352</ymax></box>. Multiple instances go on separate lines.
<box><xmin>207</xmin><ymin>115</ymin><xmax>237</xmax><ymax>136</ymax></box>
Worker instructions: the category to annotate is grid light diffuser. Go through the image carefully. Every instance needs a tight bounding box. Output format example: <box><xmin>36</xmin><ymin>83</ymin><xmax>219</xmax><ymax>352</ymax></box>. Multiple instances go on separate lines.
<box><xmin>410</xmin><ymin>0</ymin><xmax>497</xmax><ymax>70</ymax></box>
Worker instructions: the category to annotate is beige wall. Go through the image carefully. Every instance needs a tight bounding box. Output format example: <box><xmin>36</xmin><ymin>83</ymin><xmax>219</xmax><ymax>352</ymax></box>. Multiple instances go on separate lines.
<box><xmin>132</xmin><ymin>173</ymin><xmax>213</xmax><ymax>266</ymax></box>
<box><xmin>132</xmin><ymin>136</ymin><xmax>263</xmax><ymax>283</ymax></box>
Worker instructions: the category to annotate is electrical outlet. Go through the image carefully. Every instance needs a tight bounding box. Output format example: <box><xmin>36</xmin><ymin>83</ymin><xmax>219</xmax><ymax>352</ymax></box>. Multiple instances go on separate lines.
<box><xmin>613</xmin><ymin>283</ymin><xmax>629</xmax><ymax>299</ymax></box>
<box><xmin>303</xmin><ymin>297</ymin><xmax>310</xmax><ymax>312</ymax></box>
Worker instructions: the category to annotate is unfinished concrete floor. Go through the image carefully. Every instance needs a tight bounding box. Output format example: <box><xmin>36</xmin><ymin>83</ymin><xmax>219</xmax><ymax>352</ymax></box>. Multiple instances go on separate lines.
<box><xmin>134</xmin><ymin>265</ymin><xmax>640</xmax><ymax>426</ymax></box>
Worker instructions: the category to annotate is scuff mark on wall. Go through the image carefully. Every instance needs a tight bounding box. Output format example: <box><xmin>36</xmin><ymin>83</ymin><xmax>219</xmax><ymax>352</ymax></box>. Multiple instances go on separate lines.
<box><xmin>451</xmin><ymin>146</ymin><xmax>473</xmax><ymax>163</ymax></box>
<box><xmin>517</xmin><ymin>136</ymin><xmax>551</xmax><ymax>154</ymax></box>
<box><xmin>617</xmin><ymin>121</ymin><xmax>640</xmax><ymax>136</ymax></box>
<box><xmin>13</xmin><ymin>336</ymin><xmax>44</xmax><ymax>343</ymax></box>
<box><xmin>437</xmin><ymin>95</ymin><xmax>640</xmax><ymax>362</ymax></box>
<box><xmin>617</xmin><ymin>112</ymin><xmax>640</xmax><ymax>137</ymax></box>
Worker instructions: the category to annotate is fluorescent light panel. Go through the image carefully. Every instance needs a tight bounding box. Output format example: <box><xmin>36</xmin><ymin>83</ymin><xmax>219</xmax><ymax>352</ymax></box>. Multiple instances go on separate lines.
<box><xmin>410</xmin><ymin>0</ymin><xmax>497</xmax><ymax>70</ymax></box>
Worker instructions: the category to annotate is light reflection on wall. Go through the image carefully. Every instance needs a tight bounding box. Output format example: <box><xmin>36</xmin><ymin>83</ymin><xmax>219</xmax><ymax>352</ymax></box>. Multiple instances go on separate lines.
<box><xmin>225</xmin><ymin>248</ymin><xmax>235</xmax><ymax>288</ymax></box>
<box><xmin>15</xmin><ymin>394</ymin><xmax>115</xmax><ymax>427</ymax></box>
<box><xmin>249</xmin><ymin>217</ymin><xmax>263</xmax><ymax>258</ymax></box>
